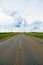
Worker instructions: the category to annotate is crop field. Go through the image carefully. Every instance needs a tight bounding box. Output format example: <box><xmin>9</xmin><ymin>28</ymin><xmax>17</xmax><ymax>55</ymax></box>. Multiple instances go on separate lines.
<box><xmin>25</xmin><ymin>32</ymin><xmax>43</xmax><ymax>39</ymax></box>
<box><xmin>0</xmin><ymin>32</ymin><xmax>19</xmax><ymax>42</ymax></box>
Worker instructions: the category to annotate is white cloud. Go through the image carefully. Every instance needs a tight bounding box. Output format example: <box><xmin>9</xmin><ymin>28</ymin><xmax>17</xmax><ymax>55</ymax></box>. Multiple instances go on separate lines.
<box><xmin>40</xmin><ymin>23</ymin><xmax>43</xmax><ymax>32</ymax></box>
<box><xmin>0</xmin><ymin>8</ymin><xmax>14</xmax><ymax>25</ymax></box>
<box><xmin>0</xmin><ymin>8</ymin><xmax>43</xmax><ymax>32</ymax></box>
<box><xmin>0</xmin><ymin>0</ymin><xmax>43</xmax><ymax>32</ymax></box>
<box><xmin>0</xmin><ymin>0</ymin><xmax>43</xmax><ymax>24</ymax></box>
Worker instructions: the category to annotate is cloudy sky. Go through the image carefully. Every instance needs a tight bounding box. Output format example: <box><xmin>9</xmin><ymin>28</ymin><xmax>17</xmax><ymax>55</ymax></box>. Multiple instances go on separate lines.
<box><xmin>0</xmin><ymin>0</ymin><xmax>43</xmax><ymax>32</ymax></box>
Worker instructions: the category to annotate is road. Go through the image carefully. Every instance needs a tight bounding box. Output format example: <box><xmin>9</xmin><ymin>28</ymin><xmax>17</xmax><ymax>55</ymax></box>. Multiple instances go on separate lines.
<box><xmin>0</xmin><ymin>34</ymin><xmax>43</xmax><ymax>65</ymax></box>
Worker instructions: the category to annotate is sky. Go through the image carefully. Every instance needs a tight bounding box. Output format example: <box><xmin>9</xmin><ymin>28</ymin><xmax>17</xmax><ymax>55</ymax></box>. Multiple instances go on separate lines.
<box><xmin>0</xmin><ymin>0</ymin><xmax>43</xmax><ymax>32</ymax></box>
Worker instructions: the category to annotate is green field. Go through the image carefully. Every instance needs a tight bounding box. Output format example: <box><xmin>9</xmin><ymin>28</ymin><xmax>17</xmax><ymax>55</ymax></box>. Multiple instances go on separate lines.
<box><xmin>25</xmin><ymin>32</ymin><xmax>43</xmax><ymax>39</ymax></box>
<box><xmin>0</xmin><ymin>32</ymin><xmax>43</xmax><ymax>42</ymax></box>
<box><xmin>0</xmin><ymin>32</ymin><xmax>19</xmax><ymax>42</ymax></box>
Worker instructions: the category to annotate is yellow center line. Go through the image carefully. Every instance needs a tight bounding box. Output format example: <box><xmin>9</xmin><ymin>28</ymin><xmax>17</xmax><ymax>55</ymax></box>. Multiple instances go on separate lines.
<box><xmin>15</xmin><ymin>40</ymin><xmax>22</xmax><ymax>65</ymax></box>
<box><xmin>19</xmin><ymin>40</ymin><xmax>22</xmax><ymax>48</ymax></box>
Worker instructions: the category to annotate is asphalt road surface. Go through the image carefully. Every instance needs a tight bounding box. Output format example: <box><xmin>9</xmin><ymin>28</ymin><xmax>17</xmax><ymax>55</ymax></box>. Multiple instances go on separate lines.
<box><xmin>0</xmin><ymin>34</ymin><xmax>43</xmax><ymax>65</ymax></box>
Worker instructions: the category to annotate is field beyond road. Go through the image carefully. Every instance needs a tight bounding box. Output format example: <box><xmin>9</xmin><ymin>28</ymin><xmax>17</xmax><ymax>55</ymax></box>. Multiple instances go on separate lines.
<box><xmin>25</xmin><ymin>32</ymin><xmax>43</xmax><ymax>39</ymax></box>
<box><xmin>0</xmin><ymin>32</ymin><xmax>19</xmax><ymax>42</ymax></box>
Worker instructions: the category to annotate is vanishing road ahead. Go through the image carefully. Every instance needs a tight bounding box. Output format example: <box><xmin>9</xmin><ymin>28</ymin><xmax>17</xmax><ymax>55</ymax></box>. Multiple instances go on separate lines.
<box><xmin>0</xmin><ymin>34</ymin><xmax>43</xmax><ymax>65</ymax></box>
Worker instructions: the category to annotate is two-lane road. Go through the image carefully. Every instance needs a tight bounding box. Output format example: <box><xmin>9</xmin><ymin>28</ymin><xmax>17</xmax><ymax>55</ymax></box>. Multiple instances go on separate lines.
<box><xmin>0</xmin><ymin>34</ymin><xmax>43</xmax><ymax>65</ymax></box>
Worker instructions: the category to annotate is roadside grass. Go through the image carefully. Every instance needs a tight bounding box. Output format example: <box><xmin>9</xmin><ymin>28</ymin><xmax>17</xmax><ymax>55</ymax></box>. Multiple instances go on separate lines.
<box><xmin>0</xmin><ymin>32</ymin><xmax>19</xmax><ymax>41</ymax></box>
<box><xmin>24</xmin><ymin>32</ymin><xmax>43</xmax><ymax>39</ymax></box>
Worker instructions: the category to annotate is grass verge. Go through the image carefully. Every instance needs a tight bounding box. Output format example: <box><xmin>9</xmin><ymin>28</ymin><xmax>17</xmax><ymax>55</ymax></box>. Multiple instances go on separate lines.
<box><xmin>0</xmin><ymin>32</ymin><xmax>19</xmax><ymax>42</ymax></box>
<box><xmin>24</xmin><ymin>32</ymin><xmax>43</xmax><ymax>39</ymax></box>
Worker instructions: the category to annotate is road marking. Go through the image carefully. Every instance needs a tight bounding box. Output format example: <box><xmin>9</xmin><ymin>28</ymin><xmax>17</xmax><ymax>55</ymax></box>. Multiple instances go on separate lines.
<box><xmin>19</xmin><ymin>40</ymin><xmax>22</xmax><ymax>48</ymax></box>
<box><xmin>15</xmin><ymin>40</ymin><xmax>22</xmax><ymax>65</ymax></box>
